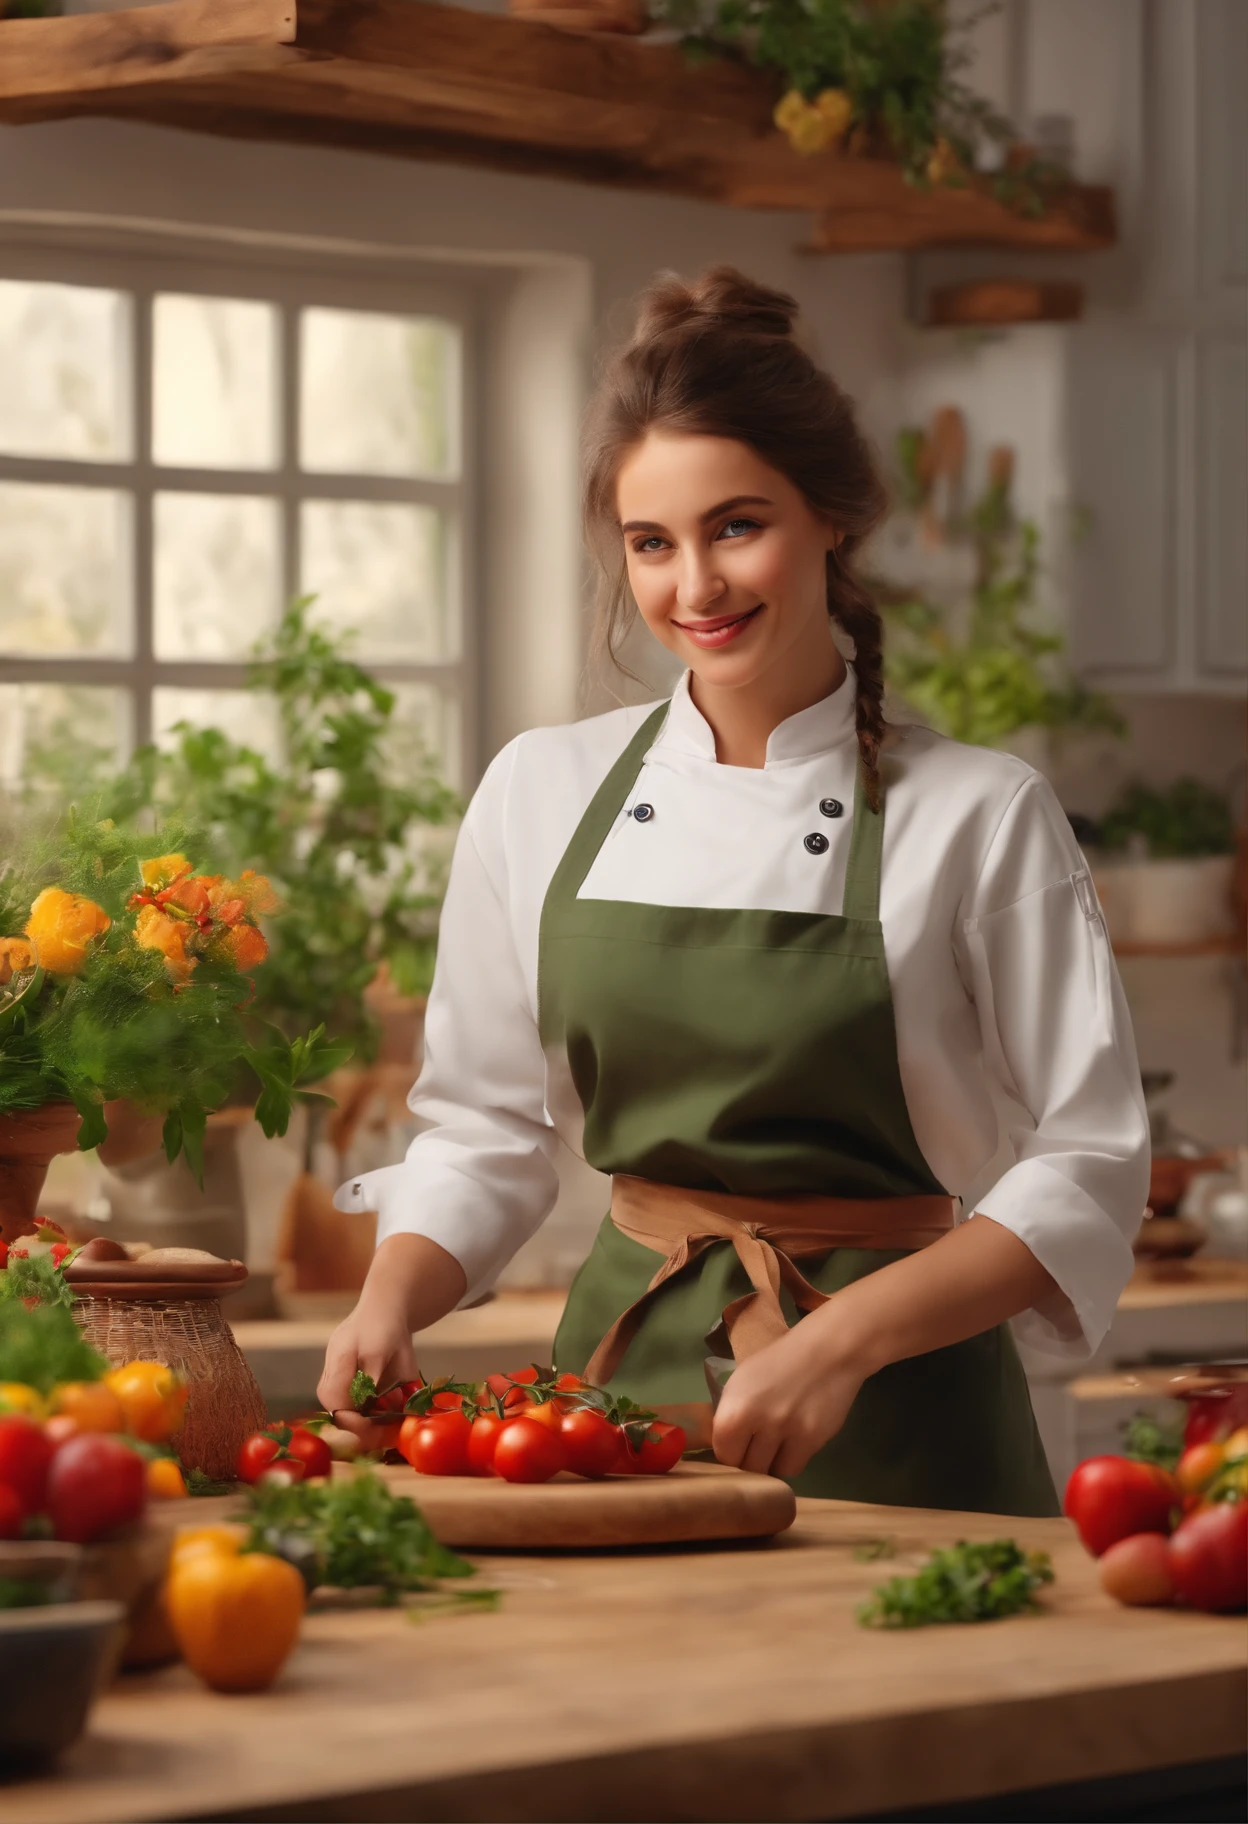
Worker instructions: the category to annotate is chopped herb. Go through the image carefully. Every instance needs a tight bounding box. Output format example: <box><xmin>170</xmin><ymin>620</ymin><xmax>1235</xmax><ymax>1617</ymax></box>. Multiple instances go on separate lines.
<box><xmin>0</xmin><ymin>1250</ymin><xmax>77</xmax><ymax>1312</ymax></box>
<box><xmin>241</xmin><ymin>1467</ymin><xmax>493</xmax><ymax>1609</ymax></box>
<box><xmin>185</xmin><ymin>1466</ymin><xmax>237</xmax><ymax>1497</ymax></box>
<box><xmin>348</xmin><ymin>1369</ymin><xmax>377</xmax><ymax>1409</ymax></box>
<box><xmin>858</xmin><ymin>1538</ymin><xmax>1054</xmax><ymax>1628</ymax></box>
<box><xmin>853</xmin><ymin>1536</ymin><xmax>898</xmax><ymax>1562</ymax></box>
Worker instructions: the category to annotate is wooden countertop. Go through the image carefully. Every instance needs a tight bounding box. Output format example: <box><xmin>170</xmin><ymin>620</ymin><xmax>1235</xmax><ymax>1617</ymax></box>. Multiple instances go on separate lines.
<box><xmin>9</xmin><ymin>1500</ymin><xmax>1245</xmax><ymax>1823</ymax></box>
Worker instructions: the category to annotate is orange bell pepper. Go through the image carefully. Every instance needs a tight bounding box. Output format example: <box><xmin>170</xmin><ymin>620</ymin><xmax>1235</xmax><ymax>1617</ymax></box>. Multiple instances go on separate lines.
<box><xmin>105</xmin><ymin>1361</ymin><xmax>189</xmax><ymax>1443</ymax></box>
<box><xmin>164</xmin><ymin>1549</ymin><xmax>305</xmax><ymax>1692</ymax></box>
<box><xmin>146</xmin><ymin>1457</ymin><xmax>188</xmax><ymax>1499</ymax></box>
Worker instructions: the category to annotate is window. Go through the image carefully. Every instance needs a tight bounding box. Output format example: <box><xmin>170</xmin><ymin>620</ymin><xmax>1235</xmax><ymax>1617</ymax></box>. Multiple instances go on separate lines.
<box><xmin>0</xmin><ymin>247</ymin><xmax>472</xmax><ymax>791</ymax></box>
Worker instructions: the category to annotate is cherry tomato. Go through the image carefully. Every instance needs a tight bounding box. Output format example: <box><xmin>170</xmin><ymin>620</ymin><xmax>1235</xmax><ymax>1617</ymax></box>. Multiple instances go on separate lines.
<box><xmin>399</xmin><ymin>1411</ymin><xmax>473</xmax><ymax>1477</ymax></box>
<box><xmin>236</xmin><ymin>1432</ymin><xmax>283</xmax><ymax>1483</ymax></box>
<box><xmin>1168</xmin><ymin>1501</ymin><xmax>1248</xmax><ymax>1612</ymax></box>
<box><xmin>1063</xmin><ymin>1456</ymin><xmax>1177</xmax><ymax>1557</ymax></box>
<box><xmin>1183</xmin><ymin>1386</ymin><xmax>1248</xmax><ymax>1449</ymax></box>
<box><xmin>484</xmin><ymin>1367</ymin><xmax>541</xmax><ymax>1412</ymax></box>
<box><xmin>559</xmin><ymin>1408</ymin><xmax>620</xmax><ymax>1479</ymax></box>
<box><xmin>1176</xmin><ymin>1443</ymin><xmax>1226</xmax><ymax>1495</ymax></box>
<box><xmin>0</xmin><ymin>1414</ymin><xmax>54</xmax><ymax>1517</ymax></box>
<box><xmin>372</xmin><ymin>1385</ymin><xmax>408</xmax><ymax>1415</ymax></box>
<box><xmin>613</xmin><ymin>1426</ymin><xmax>643</xmax><ymax>1475</ymax></box>
<box><xmin>1098</xmin><ymin>1532</ymin><xmax>1176</xmax><ymax>1607</ymax></box>
<box><xmin>467</xmin><ymin>1412</ymin><xmax>505</xmax><ymax>1476</ymax></box>
<box><xmin>514</xmin><ymin>1398</ymin><xmax>563</xmax><ymax>1434</ymax></box>
<box><xmin>492</xmin><ymin>1416</ymin><xmax>566</xmax><ymax>1484</ymax></box>
<box><xmin>0</xmin><ymin>1482</ymin><xmax>23</xmax><ymax>1539</ymax></box>
<box><xmin>633</xmin><ymin>1421</ymin><xmax>686</xmax><ymax>1475</ymax></box>
<box><xmin>284</xmin><ymin>1427</ymin><xmax>332</xmax><ymax>1480</ymax></box>
<box><xmin>46</xmin><ymin>1433</ymin><xmax>147</xmax><ymax>1544</ymax></box>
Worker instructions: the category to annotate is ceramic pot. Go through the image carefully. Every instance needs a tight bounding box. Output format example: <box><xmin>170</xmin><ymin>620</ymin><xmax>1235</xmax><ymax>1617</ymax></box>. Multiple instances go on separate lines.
<box><xmin>1093</xmin><ymin>855</ymin><xmax>1236</xmax><ymax>948</ymax></box>
<box><xmin>0</xmin><ymin>1103</ymin><xmax>83</xmax><ymax>1245</ymax></box>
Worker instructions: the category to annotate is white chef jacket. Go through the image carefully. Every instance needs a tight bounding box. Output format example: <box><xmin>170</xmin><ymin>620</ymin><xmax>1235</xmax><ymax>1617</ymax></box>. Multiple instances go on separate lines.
<box><xmin>336</xmin><ymin>664</ymin><xmax>1150</xmax><ymax>1360</ymax></box>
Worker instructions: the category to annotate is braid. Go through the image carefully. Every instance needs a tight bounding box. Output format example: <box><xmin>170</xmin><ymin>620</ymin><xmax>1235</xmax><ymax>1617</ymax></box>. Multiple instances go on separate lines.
<box><xmin>827</xmin><ymin>551</ymin><xmax>887</xmax><ymax>814</ymax></box>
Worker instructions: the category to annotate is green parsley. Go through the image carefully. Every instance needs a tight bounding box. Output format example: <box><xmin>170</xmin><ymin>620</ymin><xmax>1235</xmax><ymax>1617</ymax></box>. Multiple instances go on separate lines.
<box><xmin>858</xmin><ymin>1538</ymin><xmax>1054</xmax><ymax>1629</ymax></box>
<box><xmin>0</xmin><ymin>1297</ymin><xmax>107</xmax><ymax>1395</ymax></box>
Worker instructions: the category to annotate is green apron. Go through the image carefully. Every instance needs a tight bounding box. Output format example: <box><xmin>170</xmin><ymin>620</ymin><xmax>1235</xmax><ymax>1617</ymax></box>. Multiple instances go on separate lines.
<box><xmin>540</xmin><ymin>703</ymin><xmax>1058</xmax><ymax>1515</ymax></box>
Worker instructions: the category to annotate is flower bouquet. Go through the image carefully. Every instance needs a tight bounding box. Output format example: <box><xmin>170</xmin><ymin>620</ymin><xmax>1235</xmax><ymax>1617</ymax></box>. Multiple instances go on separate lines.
<box><xmin>0</xmin><ymin>813</ymin><xmax>349</xmax><ymax>1243</ymax></box>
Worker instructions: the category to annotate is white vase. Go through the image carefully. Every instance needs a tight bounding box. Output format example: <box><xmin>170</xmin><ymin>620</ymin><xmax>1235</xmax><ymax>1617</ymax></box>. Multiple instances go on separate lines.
<box><xmin>1092</xmin><ymin>855</ymin><xmax>1237</xmax><ymax>948</ymax></box>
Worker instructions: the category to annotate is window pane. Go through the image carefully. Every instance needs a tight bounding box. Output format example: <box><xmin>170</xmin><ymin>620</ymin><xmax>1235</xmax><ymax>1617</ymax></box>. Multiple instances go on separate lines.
<box><xmin>0</xmin><ymin>482</ymin><xmax>131</xmax><ymax>657</ymax></box>
<box><xmin>384</xmin><ymin>682</ymin><xmax>461</xmax><ymax>790</ymax></box>
<box><xmin>152</xmin><ymin>688</ymin><xmax>280</xmax><ymax>764</ymax></box>
<box><xmin>154</xmin><ymin>492</ymin><xmax>281</xmax><ymax>660</ymax></box>
<box><xmin>300</xmin><ymin>500</ymin><xmax>451</xmax><ymax>661</ymax></box>
<box><xmin>152</xmin><ymin>295</ymin><xmax>278</xmax><ymax>470</ymax></box>
<box><xmin>0</xmin><ymin>279</ymin><xmax>130</xmax><ymax>463</ymax></box>
<box><xmin>300</xmin><ymin>308</ymin><xmax>458</xmax><ymax>478</ymax></box>
<box><xmin>0</xmin><ymin>684</ymin><xmax>128</xmax><ymax>793</ymax></box>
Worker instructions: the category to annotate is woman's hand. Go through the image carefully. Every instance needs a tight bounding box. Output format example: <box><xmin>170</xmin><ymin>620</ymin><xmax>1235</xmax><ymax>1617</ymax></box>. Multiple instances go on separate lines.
<box><xmin>711</xmin><ymin>1311</ymin><xmax>866</xmax><ymax>1481</ymax></box>
<box><xmin>316</xmin><ymin>1233</ymin><xmax>468</xmax><ymax>1449</ymax></box>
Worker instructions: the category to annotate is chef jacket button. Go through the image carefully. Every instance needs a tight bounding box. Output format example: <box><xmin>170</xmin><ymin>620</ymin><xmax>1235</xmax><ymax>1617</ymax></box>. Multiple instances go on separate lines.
<box><xmin>632</xmin><ymin>803</ymin><xmax>654</xmax><ymax>823</ymax></box>
<box><xmin>819</xmin><ymin>797</ymin><xmax>844</xmax><ymax>818</ymax></box>
<box><xmin>804</xmin><ymin>832</ymin><xmax>829</xmax><ymax>855</ymax></box>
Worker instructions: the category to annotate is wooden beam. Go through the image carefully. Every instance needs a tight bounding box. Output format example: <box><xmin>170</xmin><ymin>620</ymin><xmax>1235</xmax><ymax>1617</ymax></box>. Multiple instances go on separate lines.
<box><xmin>0</xmin><ymin>0</ymin><xmax>1116</xmax><ymax>253</ymax></box>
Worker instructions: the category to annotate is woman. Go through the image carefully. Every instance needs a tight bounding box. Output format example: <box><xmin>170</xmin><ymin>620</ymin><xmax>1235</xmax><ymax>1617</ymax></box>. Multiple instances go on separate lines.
<box><xmin>319</xmin><ymin>268</ymin><xmax>1149</xmax><ymax>1513</ymax></box>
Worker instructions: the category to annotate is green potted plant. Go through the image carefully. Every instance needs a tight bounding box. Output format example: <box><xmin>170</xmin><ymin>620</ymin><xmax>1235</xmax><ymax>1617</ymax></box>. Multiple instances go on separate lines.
<box><xmin>1090</xmin><ymin>780</ymin><xmax>1239</xmax><ymax>950</ymax></box>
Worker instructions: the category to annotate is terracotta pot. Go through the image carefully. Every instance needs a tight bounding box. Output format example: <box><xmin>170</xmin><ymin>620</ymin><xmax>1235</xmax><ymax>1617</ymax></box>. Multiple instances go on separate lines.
<box><xmin>0</xmin><ymin>1103</ymin><xmax>83</xmax><ymax>1245</ymax></box>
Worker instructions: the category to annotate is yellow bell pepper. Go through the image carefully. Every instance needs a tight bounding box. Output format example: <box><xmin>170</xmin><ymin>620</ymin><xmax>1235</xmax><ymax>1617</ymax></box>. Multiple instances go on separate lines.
<box><xmin>0</xmin><ymin>1382</ymin><xmax>45</xmax><ymax>1419</ymax></box>
<box><xmin>104</xmin><ymin>1360</ymin><xmax>188</xmax><ymax>1443</ymax></box>
<box><xmin>146</xmin><ymin>1457</ymin><xmax>188</xmax><ymax>1499</ymax></box>
<box><xmin>164</xmin><ymin>1549</ymin><xmax>305</xmax><ymax>1692</ymax></box>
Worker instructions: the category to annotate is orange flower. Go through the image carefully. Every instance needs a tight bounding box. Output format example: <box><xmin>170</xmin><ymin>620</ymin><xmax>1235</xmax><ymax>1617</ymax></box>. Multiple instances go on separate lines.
<box><xmin>140</xmin><ymin>853</ymin><xmax>193</xmax><ymax>892</ymax></box>
<box><xmin>134</xmin><ymin>903</ymin><xmax>196</xmax><ymax>981</ymax></box>
<box><xmin>226</xmin><ymin>923</ymin><xmax>268</xmax><ymax>972</ymax></box>
<box><xmin>209</xmin><ymin>871</ymin><xmax>279</xmax><ymax>922</ymax></box>
<box><xmin>0</xmin><ymin>937</ymin><xmax>35</xmax><ymax>986</ymax></box>
<box><xmin>163</xmin><ymin>875</ymin><xmax>212</xmax><ymax>919</ymax></box>
<box><xmin>25</xmin><ymin>888</ymin><xmax>111</xmax><ymax>976</ymax></box>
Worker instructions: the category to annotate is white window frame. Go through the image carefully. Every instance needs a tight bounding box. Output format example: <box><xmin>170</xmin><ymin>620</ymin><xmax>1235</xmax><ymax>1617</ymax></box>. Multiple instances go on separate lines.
<box><xmin>0</xmin><ymin>234</ymin><xmax>479</xmax><ymax>786</ymax></box>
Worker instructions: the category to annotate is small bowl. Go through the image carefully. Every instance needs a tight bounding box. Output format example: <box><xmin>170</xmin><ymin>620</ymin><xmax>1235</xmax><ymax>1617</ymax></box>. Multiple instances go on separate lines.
<box><xmin>0</xmin><ymin>1540</ymin><xmax>82</xmax><ymax>1603</ymax></box>
<box><xmin>0</xmin><ymin>1600</ymin><xmax>125</xmax><ymax>1768</ymax></box>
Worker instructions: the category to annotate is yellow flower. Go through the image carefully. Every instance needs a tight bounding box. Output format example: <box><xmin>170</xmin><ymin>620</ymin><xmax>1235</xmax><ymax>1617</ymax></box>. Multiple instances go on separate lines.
<box><xmin>25</xmin><ymin>888</ymin><xmax>111</xmax><ymax>976</ymax></box>
<box><xmin>926</xmin><ymin>135</ymin><xmax>962</xmax><ymax>185</ymax></box>
<box><xmin>0</xmin><ymin>937</ymin><xmax>35</xmax><ymax>986</ymax></box>
<box><xmin>134</xmin><ymin>903</ymin><xmax>196</xmax><ymax>981</ymax></box>
<box><xmin>140</xmin><ymin>853</ymin><xmax>192</xmax><ymax>892</ymax></box>
<box><xmin>774</xmin><ymin>88</ymin><xmax>810</xmax><ymax>136</ymax></box>
<box><xmin>813</xmin><ymin>88</ymin><xmax>852</xmax><ymax>142</ymax></box>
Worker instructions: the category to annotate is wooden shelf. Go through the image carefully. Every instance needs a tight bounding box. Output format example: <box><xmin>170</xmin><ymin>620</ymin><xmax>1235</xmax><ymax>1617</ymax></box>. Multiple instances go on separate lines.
<box><xmin>0</xmin><ymin>0</ymin><xmax>1117</xmax><ymax>254</ymax></box>
<box><xmin>1113</xmin><ymin>934</ymin><xmax>1244</xmax><ymax>959</ymax></box>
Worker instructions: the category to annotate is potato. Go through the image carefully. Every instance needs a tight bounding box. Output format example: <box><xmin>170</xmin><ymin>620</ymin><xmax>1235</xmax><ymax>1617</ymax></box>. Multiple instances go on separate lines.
<box><xmin>1098</xmin><ymin>1531</ymin><xmax>1175</xmax><ymax>1607</ymax></box>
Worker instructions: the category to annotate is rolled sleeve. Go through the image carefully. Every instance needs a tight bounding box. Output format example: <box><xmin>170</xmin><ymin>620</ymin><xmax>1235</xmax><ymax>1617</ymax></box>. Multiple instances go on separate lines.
<box><xmin>956</xmin><ymin>777</ymin><xmax>1150</xmax><ymax>1358</ymax></box>
<box><xmin>334</xmin><ymin>749</ymin><xmax>560</xmax><ymax>1305</ymax></box>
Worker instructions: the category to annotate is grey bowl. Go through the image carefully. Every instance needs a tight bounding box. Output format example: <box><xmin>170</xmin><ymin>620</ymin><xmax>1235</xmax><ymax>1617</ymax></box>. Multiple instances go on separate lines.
<box><xmin>0</xmin><ymin>1600</ymin><xmax>125</xmax><ymax>1769</ymax></box>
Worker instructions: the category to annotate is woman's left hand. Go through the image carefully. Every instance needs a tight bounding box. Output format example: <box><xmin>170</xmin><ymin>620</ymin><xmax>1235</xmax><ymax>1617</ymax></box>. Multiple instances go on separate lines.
<box><xmin>710</xmin><ymin>1312</ymin><xmax>866</xmax><ymax>1480</ymax></box>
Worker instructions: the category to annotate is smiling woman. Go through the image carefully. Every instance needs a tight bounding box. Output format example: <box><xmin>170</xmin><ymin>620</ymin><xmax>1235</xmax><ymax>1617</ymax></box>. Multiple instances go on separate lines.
<box><xmin>320</xmin><ymin>267</ymin><xmax>1149</xmax><ymax>1517</ymax></box>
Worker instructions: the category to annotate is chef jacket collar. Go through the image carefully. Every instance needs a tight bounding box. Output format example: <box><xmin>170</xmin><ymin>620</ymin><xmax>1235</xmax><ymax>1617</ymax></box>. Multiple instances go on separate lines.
<box><xmin>656</xmin><ymin>662</ymin><xmax>859</xmax><ymax>767</ymax></box>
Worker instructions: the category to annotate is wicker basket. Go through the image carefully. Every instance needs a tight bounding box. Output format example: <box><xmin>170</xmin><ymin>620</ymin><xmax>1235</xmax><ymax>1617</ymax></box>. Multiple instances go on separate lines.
<box><xmin>73</xmin><ymin>1289</ymin><xmax>268</xmax><ymax>1480</ymax></box>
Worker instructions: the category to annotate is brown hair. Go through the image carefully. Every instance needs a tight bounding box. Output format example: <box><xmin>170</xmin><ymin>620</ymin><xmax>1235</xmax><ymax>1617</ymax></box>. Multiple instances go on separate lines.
<box><xmin>583</xmin><ymin>265</ymin><xmax>891</xmax><ymax>808</ymax></box>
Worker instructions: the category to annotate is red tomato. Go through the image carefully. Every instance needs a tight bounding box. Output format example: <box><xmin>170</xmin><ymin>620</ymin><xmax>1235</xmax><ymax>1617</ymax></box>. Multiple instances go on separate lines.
<box><xmin>484</xmin><ymin>1367</ymin><xmax>541</xmax><ymax>1412</ymax></box>
<box><xmin>0</xmin><ymin>1414</ymin><xmax>54</xmax><ymax>1517</ymax></box>
<box><xmin>1183</xmin><ymin>1386</ymin><xmax>1248</xmax><ymax>1449</ymax></box>
<box><xmin>559</xmin><ymin>1408</ymin><xmax>620</xmax><ymax>1479</ymax></box>
<box><xmin>467</xmin><ymin>1412</ymin><xmax>505</xmax><ymax>1476</ymax></box>
<box><xmin>1176</xmin><ymin>1443</ymin><xmax>1226</xmax><ymax>1496</ymax></box>
<box><xmin>633</xmin><ymin>1421</ymin><xmax>686</xmax><ymax>1476</ymax></box>
<box><xmin>613</xmin><ymin>1427</ymin><xmax>643</xmax><ymax>1475</ymax></box>
<box><xmin>514</xmin><ymin>1399</ymin><xmax>562</xmax><ymax>1434</ymax></box>
<box><xmin>1169</xmin><ymin>1502</ymin><xmax>1248</xmax><ymax>1613</ymax></box>
<box><xmin>371</xmin><ymin>1385</ymin><xmax>408</xmax><ymax>1414</ymax></box>
<box><xmin>399</xmin><ymin>1411</ymin><xmax>473</xmax><ymax>1477</ymax></box>
<box><xmin>46</xmin><ymin>1433</ymin><xmax>147</xmax><ymax>1543</ymax></box>
<box><xmin>1098</xmin><ymin>1532</ymin><xmax>1176</xmax><ymax>1607</ymax></box>
<box><xmin>236</xmin><ymin>1432</ymin><xmax>283</xmax><ymax>1484</ymax></box>
<box><xmin>0</xmin><ymin>1482</ymin><xmax>23</xmax><ymax>1540</ymax></box>
<box><xmin>492</xmin><ymin>1416</ymin><xmax>566</xmax><ymax>1484</ymax></box>
<box><xmin>553</xmin><ymin>1373</ymin><xmax>591</xmax><ymax>1396</ymax></box>
<box><xmin>284</xmin><ymin>1427</ymin><xmax>332</xmax><ymax>1480</ymax></box>
<box><xmin>1064</xmin><ymin>1456</ymin><xmax>1177</xmax><ymax>1557</ymax></box>
<box><xmin>43</xmin><ymin>1415</ymin><xmax>80</xmax><ymax>1449</ymax></box>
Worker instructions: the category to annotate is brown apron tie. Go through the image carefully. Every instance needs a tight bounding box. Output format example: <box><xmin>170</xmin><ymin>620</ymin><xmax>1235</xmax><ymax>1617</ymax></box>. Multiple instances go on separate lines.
<box><xmin>583</xmin><ymin>1174</ymin><xmax>957</xmax><ymax>1388</ymax></box>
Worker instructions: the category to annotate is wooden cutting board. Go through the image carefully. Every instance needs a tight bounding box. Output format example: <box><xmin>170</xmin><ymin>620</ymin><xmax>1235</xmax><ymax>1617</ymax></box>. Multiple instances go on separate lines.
<box><xmin>374</xmin><ymin>1458</ymin><xmax>797</xmax><ymax>1549</ymax></box>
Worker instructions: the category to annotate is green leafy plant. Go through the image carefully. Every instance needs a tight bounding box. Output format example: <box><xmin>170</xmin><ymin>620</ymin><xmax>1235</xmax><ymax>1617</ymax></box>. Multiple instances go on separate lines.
<box><xmin>0</xmin><ymin>1297</ymin><xmax>107</xmax><ymax>1395</ymax></box>
<box><xmin>100</xmin><ymin>599</ymin><xmax>460</xmax><ymax>1069</ymax></box>
<box><xmin>1121</xmin><ymin>1409</ymin><xmax>1185</xmax><ymax>1473</ymax></box>
<box><xmin>650</xmin><ymin>0</ymin><xmax>1064</xmax><ymax>209</ymax></box>
<box><xmin>858</xmin><ymin>1537</ymin><xmax>1054</xmax><ymax>1627</ymax></box>
<box><xmin>1098</xmin><ymin>780</ymin><xmax>1235</xmax><ymax>861</ymax></box>
<box><xmin>242</xmin><ymin>1468</ymin><xmax>493</xmax><ymax>1608</ymax></box>
<box><xmin>881</xmin><ymin>450</ymin><xmax>1125</xmax><ymax>747</ymax></box>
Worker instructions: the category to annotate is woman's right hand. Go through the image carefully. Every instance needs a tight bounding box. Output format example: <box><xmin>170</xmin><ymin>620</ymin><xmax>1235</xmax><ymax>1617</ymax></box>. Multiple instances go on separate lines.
<box><xmin>315</xmin><ymin>1232</ymin><xmax>469</xmax><ymax>1446</ymax></box>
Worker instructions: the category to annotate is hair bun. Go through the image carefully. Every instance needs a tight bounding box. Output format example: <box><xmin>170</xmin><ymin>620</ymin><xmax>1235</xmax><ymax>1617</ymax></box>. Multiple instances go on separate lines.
<box><xmin>633</xmin><ymin>265</ymin><xmax>799</xmax><ymax>344</ymax></box>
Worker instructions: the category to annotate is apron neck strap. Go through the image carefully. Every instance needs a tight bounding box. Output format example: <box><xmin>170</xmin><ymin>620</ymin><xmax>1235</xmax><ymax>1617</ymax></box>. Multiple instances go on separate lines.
<box><xmin>841</xmin><ymin>752</ymin><xmax>886</xmax><ymax>925</ymax></box>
